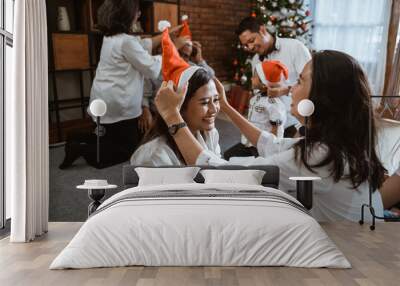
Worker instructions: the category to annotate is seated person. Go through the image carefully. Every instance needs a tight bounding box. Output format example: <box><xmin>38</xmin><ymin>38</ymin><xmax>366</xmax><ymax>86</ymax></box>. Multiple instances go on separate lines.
<box><xmin>130</xmin><ymin>22</ymin><xmax>221</xmax><ymax>166</ymax></box>
<box><xmin>224</xmin><ymin>60</ymin><xmax>288</xmax><ymax>160</ymax></box>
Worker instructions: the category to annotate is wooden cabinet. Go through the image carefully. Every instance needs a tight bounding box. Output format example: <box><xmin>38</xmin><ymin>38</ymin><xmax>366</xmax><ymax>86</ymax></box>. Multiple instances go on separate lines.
<box><xmin>141</xmin><ymin>1</ymin><xmax>179</xmax><ymax>33</ymax></box>
<box><xmin>52</xmin><ymin>34</ymin><xmax>90</xmax><ymax>71</ymax></box>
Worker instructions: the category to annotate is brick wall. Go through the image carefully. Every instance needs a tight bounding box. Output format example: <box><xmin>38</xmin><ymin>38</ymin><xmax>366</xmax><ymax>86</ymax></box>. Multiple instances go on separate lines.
<box><xmin>180</xmin><ymin>0</ymin><xmax>252</xmax><ymax>81</ymax></box>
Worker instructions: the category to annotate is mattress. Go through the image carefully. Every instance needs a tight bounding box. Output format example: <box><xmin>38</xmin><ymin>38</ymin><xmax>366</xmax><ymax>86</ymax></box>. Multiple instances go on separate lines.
<box><xmin>50</xmin><ymin>183</ymin><xmax>350</xmax><ymax>269</ymax></box>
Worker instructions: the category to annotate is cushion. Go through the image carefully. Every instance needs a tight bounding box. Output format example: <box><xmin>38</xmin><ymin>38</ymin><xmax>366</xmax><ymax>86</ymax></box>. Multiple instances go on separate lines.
<box><xmin>200</xmin><ymin>169</ymin><xmax>266</xmax><ymax>185</ymax></box>
<box><xmin>123</xmin><ymin>165</ymin><xmax>280</xmax><ymax>189</ymax></box>
<box><xmin>135</xmin><ymin>167</ymin><xmax>201</xmax><ymax>186</ymax></box>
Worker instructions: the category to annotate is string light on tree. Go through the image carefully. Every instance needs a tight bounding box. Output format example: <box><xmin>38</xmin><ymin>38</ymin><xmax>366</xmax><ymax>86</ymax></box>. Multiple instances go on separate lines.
<box><xmin>240</xmin><ymin>75</ymin><xmax>248</xmax><ymax>85</ymax></box>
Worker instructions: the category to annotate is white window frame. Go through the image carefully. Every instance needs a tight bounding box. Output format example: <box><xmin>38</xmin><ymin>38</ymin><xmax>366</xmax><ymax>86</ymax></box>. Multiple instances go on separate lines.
<box><xmin>1</xmin><ymin>0</ymin><xmax>14</xmax><ymax>230</ymax></box>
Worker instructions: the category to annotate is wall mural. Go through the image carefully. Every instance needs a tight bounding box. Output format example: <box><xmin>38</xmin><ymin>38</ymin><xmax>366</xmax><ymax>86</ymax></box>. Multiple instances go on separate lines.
<box><xmin>48</xmin><ymin>0</ymin><xmax>400</xmax><ymax>224</ymax></box>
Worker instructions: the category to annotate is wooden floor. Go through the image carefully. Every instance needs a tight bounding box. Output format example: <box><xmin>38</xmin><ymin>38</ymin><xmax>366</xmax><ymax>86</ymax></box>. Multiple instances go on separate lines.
<box><xmin>0</xmin><ymin>222</ymin><xmax>399</xmax><ymax>286</ymax></box>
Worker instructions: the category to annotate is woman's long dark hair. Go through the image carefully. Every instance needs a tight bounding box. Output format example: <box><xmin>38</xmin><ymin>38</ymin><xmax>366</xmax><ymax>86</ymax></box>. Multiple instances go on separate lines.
<box><xmin>140</xmin><ymin>69</ymin><xmax>213</xmax><ymax>163</ymax></box>
<box><xmin>97</xmin><ymin>0</ymin><xmax>140</xmax><ymax>36</ymax></box>
<box><xmin>295</xmin><ymin>50</ymin><xmax>386</xmax><ymax>191</ymax></box>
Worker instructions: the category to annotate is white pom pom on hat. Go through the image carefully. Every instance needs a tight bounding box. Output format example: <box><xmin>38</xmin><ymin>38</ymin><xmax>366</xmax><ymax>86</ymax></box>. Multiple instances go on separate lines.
<box><xmin>297</xmin><ymin>99</ymin><xmax>314</xmax><ymax>117</ymax></box>
<box><xmin>181</xmin><ymin>15</ymin><xmax>189</xmax><ymax>21</ymax></box>
<box><xmin>158</xmin><ymin>20</ymin><xmax>171</xmax><ymax>32</ymax></box>
<box><xmin>159</xmin><ymin>17</ymin><xmax>202</xmax><ymax>100</ymax></box>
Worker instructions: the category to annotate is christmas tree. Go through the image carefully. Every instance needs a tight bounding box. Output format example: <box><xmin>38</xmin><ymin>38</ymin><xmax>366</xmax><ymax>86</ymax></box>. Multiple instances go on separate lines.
<box><xmin>232</xmin><ymin>0</ymin><xmax>312</xmax><ymax>89</ymax></box>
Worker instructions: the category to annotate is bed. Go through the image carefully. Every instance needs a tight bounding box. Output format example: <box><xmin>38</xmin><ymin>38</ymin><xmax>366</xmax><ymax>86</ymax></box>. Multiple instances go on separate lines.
<box><xmin>50</xmin><ymin>165</ymin><xmax>350</xmax><ymax>269</ymax></box>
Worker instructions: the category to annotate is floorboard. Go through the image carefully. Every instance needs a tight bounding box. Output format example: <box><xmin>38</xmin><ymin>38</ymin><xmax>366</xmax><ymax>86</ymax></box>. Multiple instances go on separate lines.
<box><xmin>0</xmin><ymin>222</ymin><xmax>398</xmax><ymax>286</ymax></box>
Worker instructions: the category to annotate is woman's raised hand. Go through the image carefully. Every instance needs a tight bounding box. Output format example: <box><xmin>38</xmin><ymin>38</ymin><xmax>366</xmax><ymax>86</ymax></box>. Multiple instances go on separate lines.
<box><xmin>173</xmin><ymin>36</ymin><xmax>191</xmax><ymax>50</ymax></box>
<box><xmin>169</xmin><ymin>24</ymin><xmax>184</xmax><ymax>36</ymax></box>
<box><xmin>155</xmin><ymin>81</ymin><xmax>187</xmax><ymax>123</ymax></box>
<box><xmin>214</xmin><ymin>77</ymin><xmax>230</xmax><ymax>111</ymax></box>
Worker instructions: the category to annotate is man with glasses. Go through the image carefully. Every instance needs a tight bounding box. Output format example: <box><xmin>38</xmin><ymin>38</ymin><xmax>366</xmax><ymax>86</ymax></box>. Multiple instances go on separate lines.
<box><xmin>236</xmin><ymin>16</ymin><xmax>311</xmax><ymax>137</ymax></box>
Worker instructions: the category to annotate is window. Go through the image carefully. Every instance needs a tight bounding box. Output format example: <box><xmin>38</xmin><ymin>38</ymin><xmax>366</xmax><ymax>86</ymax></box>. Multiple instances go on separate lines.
<box><xmin>1</xmin><ymin>0</ymin><xmax>14</xmax><ymax>229</ymax></box>
<box><xmin>311</xmin><ymin>0</ymin><xmax>392</xmax><ymax>95</ymax></box>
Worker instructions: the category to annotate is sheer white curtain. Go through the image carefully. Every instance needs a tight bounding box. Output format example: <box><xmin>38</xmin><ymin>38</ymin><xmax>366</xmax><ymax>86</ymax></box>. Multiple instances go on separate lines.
<box><xmin>388</xmin><ymin>36</ymin><xmax>400</xmax><ymax>120</ymax></box>
<box><xmin>7</xmin><ymin>0</ymin><xmax>49</xmax><ymax>242</ymax></box>
<box><xmin>312</xmin><ymin>0</ymin><xmax>392</xmax><ymax>95</ymax></box>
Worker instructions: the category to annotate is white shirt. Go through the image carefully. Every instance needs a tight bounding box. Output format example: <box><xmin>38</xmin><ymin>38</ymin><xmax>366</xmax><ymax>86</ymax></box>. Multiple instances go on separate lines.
<box><xmin>242</xmin><ymin>92</ymin><xmax>287</xmax><ymax>146</ymax></box>
<box><xmin>197</xmin><ymin>131</ymin><xmax>383</xmax><ymax>222</ymax></box>
<box><xmin>131</xmin><ymin>128</ymin><xmax>221</xmax><ymax>166</ymax></box>
<box><xmin>251</xmin><ymin>37</ymin><xmax>312</xmax><ymax>128</ymax></box>
<box><xmin>90</xmin><ymin>34</ymin><xmax>162</xmax><ymax>124</ymax></box>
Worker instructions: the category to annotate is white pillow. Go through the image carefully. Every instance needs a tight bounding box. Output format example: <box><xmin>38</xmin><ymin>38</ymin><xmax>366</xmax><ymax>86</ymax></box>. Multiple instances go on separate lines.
<box><xmin>135</xmin><ymin>167</ymin><xmax>201</xmax><ymax>186</ymax></box>
<box><xmin>200</xmin><ymin>169</ymin><xmax>266</xmax><ymax>185</ymax></box>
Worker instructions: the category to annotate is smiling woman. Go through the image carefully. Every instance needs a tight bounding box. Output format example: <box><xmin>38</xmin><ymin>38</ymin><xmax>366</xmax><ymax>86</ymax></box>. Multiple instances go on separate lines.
<box><xmin>130</xmin><ymin>68</ymin><xmax>221</xmax><ymax>166</ymax></box>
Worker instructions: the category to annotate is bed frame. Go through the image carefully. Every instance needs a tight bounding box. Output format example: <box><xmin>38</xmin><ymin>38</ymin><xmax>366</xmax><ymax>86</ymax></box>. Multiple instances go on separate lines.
<box><xmin>122</xmin><ymin>165</ymin><xmax>315</xmax><ymax>210</ymax></box>
<box><xmin>122</xmin><ymin>165</ymin><xmax>280</xmax><ymax>189</ymax></box>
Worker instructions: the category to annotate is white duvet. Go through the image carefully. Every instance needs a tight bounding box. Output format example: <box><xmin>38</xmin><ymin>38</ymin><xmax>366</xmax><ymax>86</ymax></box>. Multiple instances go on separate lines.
<box><xmin>50</xmin><ymin>183</ymin><xmax>350</xmax><ymax>269</ymax></box>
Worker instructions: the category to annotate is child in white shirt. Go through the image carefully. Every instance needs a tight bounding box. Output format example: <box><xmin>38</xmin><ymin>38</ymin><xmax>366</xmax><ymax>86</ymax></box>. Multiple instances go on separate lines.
<box><xmin>225</xmin><ymin>60</ymin><xmax>289</xmax><ymax>159</ymax></box>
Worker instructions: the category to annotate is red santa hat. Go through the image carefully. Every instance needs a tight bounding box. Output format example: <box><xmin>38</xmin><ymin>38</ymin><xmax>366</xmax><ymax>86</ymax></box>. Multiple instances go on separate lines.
<box><xmin>255</xmin><ymin>60</ymin><xmax>289</xmax><ymax>85</ymax></box>
<box><xmin>158</xmin><ymin>20</ymin><xmax>202</xmax><ymax>94</ymax></box>
<box><xmin>179</xmin><ymin>15</ymin><xmax>192</xmax><ymax>40</ymax></box>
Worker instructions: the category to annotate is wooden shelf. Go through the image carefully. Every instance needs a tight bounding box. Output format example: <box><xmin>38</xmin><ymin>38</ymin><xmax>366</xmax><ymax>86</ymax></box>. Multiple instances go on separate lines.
<box><xmin>141</xmin><ymin>1</ymin><xmax>179</xmax><ymax>33</ymax></box>
<box><xmin>52</xmin><ymin>33</ymin><xmax>91</xmax><ymax>71</ymax></box>
<box><xmin>48</xmin><ymin>67</ymin><xmax>96</xmax><ymax>73</ymax></box>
